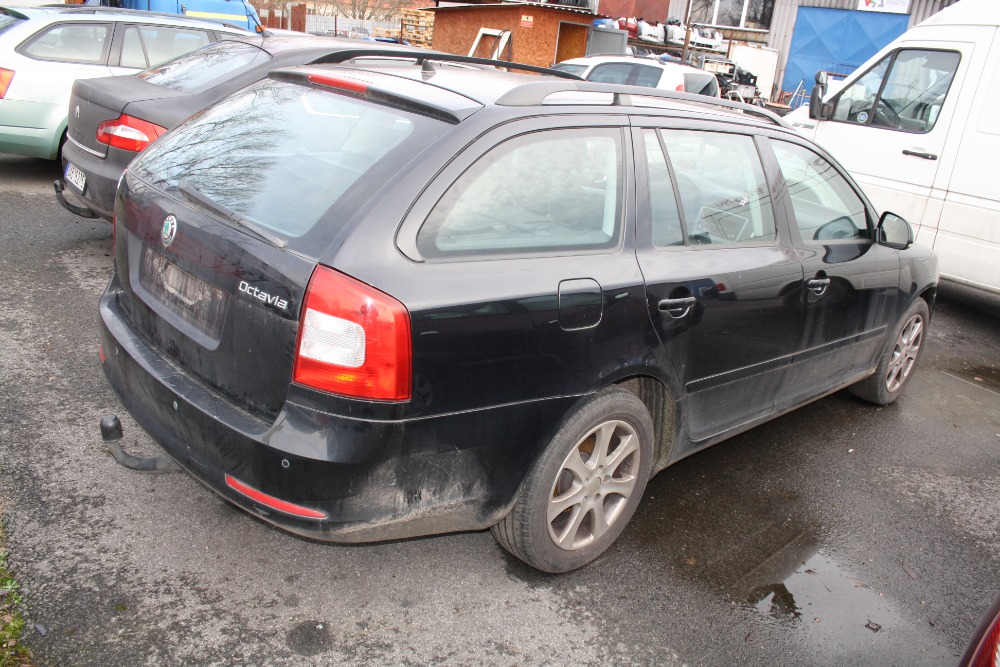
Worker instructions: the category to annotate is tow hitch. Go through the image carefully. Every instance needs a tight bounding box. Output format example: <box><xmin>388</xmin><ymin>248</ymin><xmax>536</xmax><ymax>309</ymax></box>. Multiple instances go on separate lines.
<box><xmin>100</xmin><ymin>415</ymin><xmax>180</xmax><ymax>472</ymax></box>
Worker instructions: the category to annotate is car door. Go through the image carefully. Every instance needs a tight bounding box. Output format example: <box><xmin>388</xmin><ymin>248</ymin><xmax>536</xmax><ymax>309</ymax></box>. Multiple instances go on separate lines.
<box><xmin>15</xmin><ymin>21</ymin><xmax>115</xmax><ymax>105</ymax></box>
<box><xmin>765</xmin><ymin>136</ymin><xmax>902</xmax><ymax>409</ymax></box>
<box><xmin>813</xmin><ymin>35</ymin><xmax>984</xmax><ymax>229</ymax></box>
<box><xmin>108</xmin><ymin>23</ymin><xmax>213</xmax><ymax>73</ymax></box>
<box><xmin>633</xmin><ymin>122</ymin><xmax>803</xmax><ymax>442</ymax></box>
<box><xmin>393</xmin><ymin>116</ymin><xmax>653</xmax><ymax>414</ymax></box>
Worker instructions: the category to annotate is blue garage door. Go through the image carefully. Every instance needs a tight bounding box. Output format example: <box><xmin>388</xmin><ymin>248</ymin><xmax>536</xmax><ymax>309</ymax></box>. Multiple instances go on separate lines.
<box><xmin>782</xmin><ymin>7</ymin><xmax>909</xmax><ymax>95</ymax></box>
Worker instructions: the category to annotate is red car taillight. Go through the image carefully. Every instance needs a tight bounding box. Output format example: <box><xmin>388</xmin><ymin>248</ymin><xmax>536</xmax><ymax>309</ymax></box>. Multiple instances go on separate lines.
<box><xmin>293</xmin><ymin>265</ymin><xmax>411</xmax><ymax>401</ymax></box>
<box><xmin>0</xmin><ymin>69</ymin><xmax>13</xmax><ymax>99</ymax></box>
<box><xmin>96</xmin><ymin>115</ymin><xmax>167</xmax><ymax>152</ymax></box>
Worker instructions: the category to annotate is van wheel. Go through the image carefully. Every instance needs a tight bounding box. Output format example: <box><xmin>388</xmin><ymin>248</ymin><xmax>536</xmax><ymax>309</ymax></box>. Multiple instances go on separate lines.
<box><xmin>849</xmin><ymin>299</ymin><xmax>929</xmax><ymax>405</ymax></box>
<box><xmin>491</xmin><ymin>387</ymin><xmax>653</xmax><ymax>573</ymax></box>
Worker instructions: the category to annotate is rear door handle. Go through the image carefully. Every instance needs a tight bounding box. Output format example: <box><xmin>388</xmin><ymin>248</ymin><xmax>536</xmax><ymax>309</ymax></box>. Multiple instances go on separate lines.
<box><xmin>658</xmin><ymin>296</ymin><xmax>696</xmax><ymax>318</ymax></box>
<box><xmin>902</xmin><ymin>149</ymin><xmax>938</xmax><ymax>160</ymax></box>
<box><xmin>807</xmin><ymin>278</ymin><xmax>830</xmax><ymax>295</ymax></box>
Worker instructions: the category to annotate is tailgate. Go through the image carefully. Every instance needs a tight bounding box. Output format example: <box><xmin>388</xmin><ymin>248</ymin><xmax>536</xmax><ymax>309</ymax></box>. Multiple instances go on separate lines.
<box><xmin>114</xmin><ymin>174</ymin><xmax>315</xmax><ymax>420</ymax></box>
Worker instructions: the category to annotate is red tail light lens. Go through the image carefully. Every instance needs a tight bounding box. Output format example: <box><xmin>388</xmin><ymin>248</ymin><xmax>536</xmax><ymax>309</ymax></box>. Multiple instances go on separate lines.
<box><xmin>0</xmin><ymin>69</ymin><xmax>13</xmax><ymax>98</ymax></box>
<box><xmin>96</xmin><ymin>115</ymin><xmax>167</xmax><ymax>152</ymax></box>
<box><xmin>675</xmin><ymin>83</ymin><xmax>685</xmax><ymax>92</ymax></box>
<box><xmin>293</xmin><ymin>266</ymin><xmax>411</xmax><ymax>401</ymax></box>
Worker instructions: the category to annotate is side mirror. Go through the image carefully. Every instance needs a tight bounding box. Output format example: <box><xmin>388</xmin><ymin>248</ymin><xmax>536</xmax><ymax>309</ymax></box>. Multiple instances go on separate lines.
<box><xmin>809</xmin><ymin>71</ymin><xmax>829</xmax><ymax>120</ymax></box>
<box><xmin>877</xmin><ymin>211</ymin><xmax>913</xmax><ymax>250</ymax></box>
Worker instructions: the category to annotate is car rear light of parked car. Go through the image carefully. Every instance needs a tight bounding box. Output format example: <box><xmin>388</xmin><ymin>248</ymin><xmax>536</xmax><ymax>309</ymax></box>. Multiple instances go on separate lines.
<box><xmin>963</xmin><ymin>602</ymin><xmax>1000</xmax><ymax>667</ymax></box>
<box><xmin>0</xmin><ymin>69</ymin><xmax>13</xmax><ymax>98</ymax></box>
<box><xmin>224</xmin><ymin>474</ymin><xmax>328</xmax><ymax>519</ymax></box>
<box><xmin>293</xmin><ymin>265</ymin><xmax>411</xmax><ymax>401</ymax></box>
<box><xmin>96</xmin><ymin>115</ymin><xmax>167</xmax><ymax>152</ymax></box>
<box><xmin>306</xmin><ymin>72</ymin><xmax>370</xmax><ymax>95</ymax></box>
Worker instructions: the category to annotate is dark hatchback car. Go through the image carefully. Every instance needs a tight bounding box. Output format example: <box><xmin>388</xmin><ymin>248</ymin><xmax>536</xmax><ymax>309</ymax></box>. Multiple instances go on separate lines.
<box><xmin>56</xmin><ymin>34</ymin><xmax>433</xmax><ymax>220</ymax></box>
<box><xmin>98</xmin><ymin>55</ymin><xmax>937</xmax><ymax>573</ymax></box>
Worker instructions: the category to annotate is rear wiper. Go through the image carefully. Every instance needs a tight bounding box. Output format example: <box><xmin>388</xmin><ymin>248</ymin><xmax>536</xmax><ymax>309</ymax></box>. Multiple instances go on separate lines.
<box><xmin>178</xmin><ymin>179</ymin><xmax>286</xmax><ymax>248</ymax></box>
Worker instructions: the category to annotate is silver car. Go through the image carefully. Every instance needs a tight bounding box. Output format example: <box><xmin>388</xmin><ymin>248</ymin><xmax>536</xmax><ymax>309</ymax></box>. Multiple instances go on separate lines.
<box><xmin>0</xmin><ymin>5</ymin><xmax>252</xmax><ymax>160</ymax></box>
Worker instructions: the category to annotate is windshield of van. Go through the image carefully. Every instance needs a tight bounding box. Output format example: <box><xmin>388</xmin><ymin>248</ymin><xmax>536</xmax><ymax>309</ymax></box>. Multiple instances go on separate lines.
<box><xmin>130</xmin><ymin>79</ymin><xmax>446</xmax><ymax>252</ymax></box>
<box><xmin>136</xmin><ymin>41</ymin><xmax>270</xmax><ymax>93</ymax></box>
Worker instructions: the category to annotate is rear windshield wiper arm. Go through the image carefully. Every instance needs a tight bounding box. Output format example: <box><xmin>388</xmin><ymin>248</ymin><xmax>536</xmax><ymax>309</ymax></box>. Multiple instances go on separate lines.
<box><xmin>178</xmin><ymin>179</ymin><xmax>286</xmax><ymax>248</ymax></box>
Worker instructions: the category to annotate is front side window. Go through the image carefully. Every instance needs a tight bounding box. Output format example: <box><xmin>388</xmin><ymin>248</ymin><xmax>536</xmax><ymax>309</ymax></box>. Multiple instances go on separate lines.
<box><xmin>417</xmin><ymin>128</ymin><xmax>622</xmax><ymax>258</ymax></box>
<box><xmin>690</xmin><ymin>0</ymin><xmax>775</xmax><ymax>30</ymax></box>
<box><xmin>21</xmin><ymin>23</ymin><xmax>111</xmax><ymax>64</ymax></box>
<box><xmin>772</xmin><ymin>141</ymin><xmax>870</xmax><ymax>242</ymax></box>
<box><xmin>832</xmin><ymin>49</ymin><xmax>959</xmax><ymax>133</ymax></box>
<box><xmin>654</xmin><ymin>129</ymin><xmax>776</xmax><ymax>246</ymax></box>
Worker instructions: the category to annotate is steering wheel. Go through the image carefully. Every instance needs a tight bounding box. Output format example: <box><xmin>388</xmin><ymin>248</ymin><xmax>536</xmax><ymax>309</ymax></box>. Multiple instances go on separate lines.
<box><xmin>814</xmin><ymin>216</ymin><xmax>859</xmax><ymax>241</ymax></box>
<box><xmin>851</xmin><ymin>98</ymin><xmax>901</xmax><ymax>129</ymax></box>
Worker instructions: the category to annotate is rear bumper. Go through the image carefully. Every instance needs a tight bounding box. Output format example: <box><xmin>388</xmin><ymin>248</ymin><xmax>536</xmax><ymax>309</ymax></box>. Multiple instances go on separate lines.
<box><xmin>60</xmin><ymin>138</ymin><xmax>121</xmax><ymax>221</ymax></box>
<box><xmin>98</xmin><ymin>274</ymin><xmax>570</xmax><ymax>542</ymax></box>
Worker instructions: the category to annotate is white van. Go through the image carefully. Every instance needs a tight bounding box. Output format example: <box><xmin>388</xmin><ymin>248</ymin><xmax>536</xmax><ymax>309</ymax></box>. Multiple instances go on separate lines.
<box><xmin>787</xmin><ymin>0</ymin><xmax>1000</xmax><ymax>294</ymax></box>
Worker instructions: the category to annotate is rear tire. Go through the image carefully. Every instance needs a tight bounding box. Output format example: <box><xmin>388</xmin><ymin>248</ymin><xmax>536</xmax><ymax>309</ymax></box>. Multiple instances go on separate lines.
<box><xmin>849</xmin><ymin>299</ymin><xmax>929</xmax><ymax>405</ymax></box>
<box><xmin>491</xmin><ymin>387</ymin><xmax>654</xmax><ymax>573</ymax></box>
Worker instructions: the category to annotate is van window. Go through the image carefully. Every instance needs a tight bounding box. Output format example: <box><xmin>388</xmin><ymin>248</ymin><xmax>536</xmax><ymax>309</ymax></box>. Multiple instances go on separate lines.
<box><xmin>831</xmin><ymin>49</ymin><xmax>959</xmax><ymax>134</ymax></box>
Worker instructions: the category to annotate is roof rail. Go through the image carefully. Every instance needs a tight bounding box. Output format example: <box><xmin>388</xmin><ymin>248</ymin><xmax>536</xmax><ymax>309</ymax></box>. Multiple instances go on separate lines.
<box><xmin>495</xmin><ymin>80</ymin><xmax>785</xmax><ymax>126</ymax></box>
<box><xmin>310</xmin><ymin>49</ymin><xmax>582</xmax><ymax>81</ymax></box>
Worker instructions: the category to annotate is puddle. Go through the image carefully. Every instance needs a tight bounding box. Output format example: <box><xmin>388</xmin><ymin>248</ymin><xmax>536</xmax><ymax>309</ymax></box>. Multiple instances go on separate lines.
<box><xmin>739</xmin><ymin>531</ymin><xmax>908</xmax><ymax>653</ymax></box>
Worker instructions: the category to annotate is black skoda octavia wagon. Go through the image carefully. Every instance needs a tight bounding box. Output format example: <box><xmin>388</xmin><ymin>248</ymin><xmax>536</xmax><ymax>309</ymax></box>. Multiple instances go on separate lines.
<box><xmin>98</xmin><ymin>52</ymin><xmax>937</xmax><ymax>573</ymax></box>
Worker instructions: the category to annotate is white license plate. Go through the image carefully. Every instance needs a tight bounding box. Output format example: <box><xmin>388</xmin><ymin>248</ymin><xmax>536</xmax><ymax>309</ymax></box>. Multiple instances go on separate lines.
<box><xmin>65</xmin><ymin>162</ymin><xmax>86</xmax><ymax>194</ymax></box>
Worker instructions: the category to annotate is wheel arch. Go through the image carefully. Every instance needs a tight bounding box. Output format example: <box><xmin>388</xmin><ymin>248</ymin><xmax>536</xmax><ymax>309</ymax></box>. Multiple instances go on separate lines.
<box><xmin>613</xmin><ymin>375</ymin><xmax>678</xmax><ymax>475</ymax></box>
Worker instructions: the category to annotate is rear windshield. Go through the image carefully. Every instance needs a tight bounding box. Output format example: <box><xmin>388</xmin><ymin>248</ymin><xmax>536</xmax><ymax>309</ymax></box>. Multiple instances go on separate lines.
<box><xmin>130</xmin><ymin>78</ymin><xmax>447</xmax><ymax>253</ymax></box>
<box><xmin>136</xmin><ymin>40</ymin><xmax>270</xmax><ymax>93</ymax></box>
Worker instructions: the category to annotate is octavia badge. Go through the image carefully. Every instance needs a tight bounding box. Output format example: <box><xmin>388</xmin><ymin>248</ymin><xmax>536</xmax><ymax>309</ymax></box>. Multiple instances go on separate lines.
<box><xmin>161</xmin><ymin>215</ymin><xmax>178</xmax><ymax>247</ymax></box>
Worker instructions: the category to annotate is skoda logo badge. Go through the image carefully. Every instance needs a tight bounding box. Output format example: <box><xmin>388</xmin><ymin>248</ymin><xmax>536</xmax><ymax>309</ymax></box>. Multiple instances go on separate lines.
<box><xmin>161</xmin><ymin>215</ymin><xmax>178</xmax><ymax>247</ymax></box>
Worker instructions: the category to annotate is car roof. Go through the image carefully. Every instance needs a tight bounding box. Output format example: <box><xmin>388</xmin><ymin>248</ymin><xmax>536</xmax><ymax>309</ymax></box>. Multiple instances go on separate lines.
<box><xmin>0</xmin><ymin>4</ymin><xmax>252</xmax><ymax>32</ymax></box>
<box><xmin>276</xmin><ymin>60</ymin><xmax>786</xmax><ymax>131</ymax></box>
<box><xmin>558</xmin><ymin>54</ymin><xmax>708</xmax><ymax>75</ymax></box>
<box><xmin>252</xmin><ymin>33</ymin><xmax>436</xmax><ymax>56</ymax></box>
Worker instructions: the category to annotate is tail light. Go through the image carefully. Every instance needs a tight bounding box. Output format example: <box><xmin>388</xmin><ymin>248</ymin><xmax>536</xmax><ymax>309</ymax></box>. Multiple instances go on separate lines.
<box><xmin>675</xmin><ymin>83</ymin><xmax>685</xmax><ymax>92</ymax></box>
<box><xmin>961</xmin><ymin>596</ymin><xmax>1000</xmax><ymax>667</ymax></box>
<box><xmin>293</xmin><ymin>265</ymin><xmax>411</xmax><ymax>401</ymax></box>
<box><xmin>0</xmin><ymin>68</ymin><xmax>13</xmax><ymax>98</ymax></box>
<box><xmin>96</xmin><ymin>115</ymin><xmax>167</xmax><ymax>152</ymax></box>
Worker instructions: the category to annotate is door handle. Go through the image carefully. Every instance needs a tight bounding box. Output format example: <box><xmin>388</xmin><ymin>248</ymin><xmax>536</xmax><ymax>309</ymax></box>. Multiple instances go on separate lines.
<box><xmin>902</xmin><ymin>149</ymin><xmax>938</xmax><ymax>160</ymax></box>
<box><xmin>658</xmin><ymin>296</ymin><xmax>696</xmax><ymax>318</ymax></box>
<box><xmin>806</xmin><ymin>277</ymin><xmax>830</xmax><ymax>295</ymax></box>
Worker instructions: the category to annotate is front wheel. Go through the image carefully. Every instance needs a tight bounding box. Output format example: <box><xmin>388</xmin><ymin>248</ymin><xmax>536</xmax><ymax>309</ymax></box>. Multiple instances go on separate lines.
<box><xmin>491</xmin><ymin>387</ymin><xmax>654</xmax><ymax>573</ymax></box>
<box><xmin>849</xmin><ymin>299</ymin><xmax>929</xmax><ymax>405</ymax></box>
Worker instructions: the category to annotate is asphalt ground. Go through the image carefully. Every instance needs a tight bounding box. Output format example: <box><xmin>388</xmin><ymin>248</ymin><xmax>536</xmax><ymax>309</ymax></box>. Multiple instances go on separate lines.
<box><xmin>1</xmin><ymin>154</ymin><xmax>998</xmax><ymax>666</ymax></box>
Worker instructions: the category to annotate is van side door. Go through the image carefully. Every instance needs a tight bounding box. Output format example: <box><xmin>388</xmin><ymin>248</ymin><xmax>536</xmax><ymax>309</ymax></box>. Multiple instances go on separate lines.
<box><xmin>812</xmin><ymin>32</ymin><xmax>988</xmax><ymax>235</ymax></box>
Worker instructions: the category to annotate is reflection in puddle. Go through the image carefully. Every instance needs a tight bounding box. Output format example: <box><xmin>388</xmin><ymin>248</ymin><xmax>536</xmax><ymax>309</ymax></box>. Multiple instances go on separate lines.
<box><xmin>741</xmin><ymin>531</ymin><xmax>907</xmax><ymax>652</ymax></box>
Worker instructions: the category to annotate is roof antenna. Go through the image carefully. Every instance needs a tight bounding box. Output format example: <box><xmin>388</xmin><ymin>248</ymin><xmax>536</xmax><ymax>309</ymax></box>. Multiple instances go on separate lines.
<box><xmin>421</xmin><ymin>59</ymin><xmax>436</xmax><ymax>79</ymax></box>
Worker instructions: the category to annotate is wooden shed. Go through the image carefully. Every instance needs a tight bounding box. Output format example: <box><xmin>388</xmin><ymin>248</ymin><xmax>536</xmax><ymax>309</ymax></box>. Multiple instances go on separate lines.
<box><xmin>427</xmin><ymin>3</ymin><xmax>600</xmax><ymax>68</ymax></box>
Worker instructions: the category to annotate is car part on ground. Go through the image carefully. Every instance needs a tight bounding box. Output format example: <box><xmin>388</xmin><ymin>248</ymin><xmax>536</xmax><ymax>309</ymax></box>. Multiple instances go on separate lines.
<box><xmin>97</xmin><ymin>53</ymin><xmax>938</xmax><ymax>572</ymax></box>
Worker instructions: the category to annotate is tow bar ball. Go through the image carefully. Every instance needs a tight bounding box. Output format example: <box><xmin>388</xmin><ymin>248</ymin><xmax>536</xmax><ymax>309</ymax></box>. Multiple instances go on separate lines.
<box><xmin>100</xmin><ymin>414</ymin><xmax>180</xmax><ymax>473</ymax></box>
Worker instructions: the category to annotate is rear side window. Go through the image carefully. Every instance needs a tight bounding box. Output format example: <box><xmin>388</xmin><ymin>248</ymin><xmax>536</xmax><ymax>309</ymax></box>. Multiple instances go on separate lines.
<box><xmin>136</xmin><ymin>26</ymin><xmax>210</xmax><ymax>67</ymax></box>
<box><xmin>683</xmin><ymin>72</ymin><xmax>719</xmax><ymax>97</ymax></box>
<box><xmin>21</xmin><ymin>22</ymin><xmax>111</xmax><ymax>64</ymax></box>
<box><xmin>136</xmin><ymin>40</ymin><xmax>269</xmax><ymax>93</ymax></box>
<box><xmin>130</xmin><ymin>79</ymin><xmax>445</xmax><ymax>251</ymax></box>
<box><xmin>650</xmin><ymin>128</ymin><xmax>776</xmax><ymax>246</ymax></box>
<box><xmin>417</xmin><ymin>128</ymin><xmax>622</xmax><ymax>258</ymax></box>
<box><xmin>588</xmin><ymin>63</ymin><xmax>633</xmax><ymax>84</ymax></box>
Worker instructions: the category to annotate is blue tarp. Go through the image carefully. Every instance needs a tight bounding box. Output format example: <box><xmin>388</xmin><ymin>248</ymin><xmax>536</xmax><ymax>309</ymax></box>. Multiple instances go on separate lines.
<box><xmin>782</xmin><ymin>7</ymin><xmax>909</xmax><ymax>95</ymax></box>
